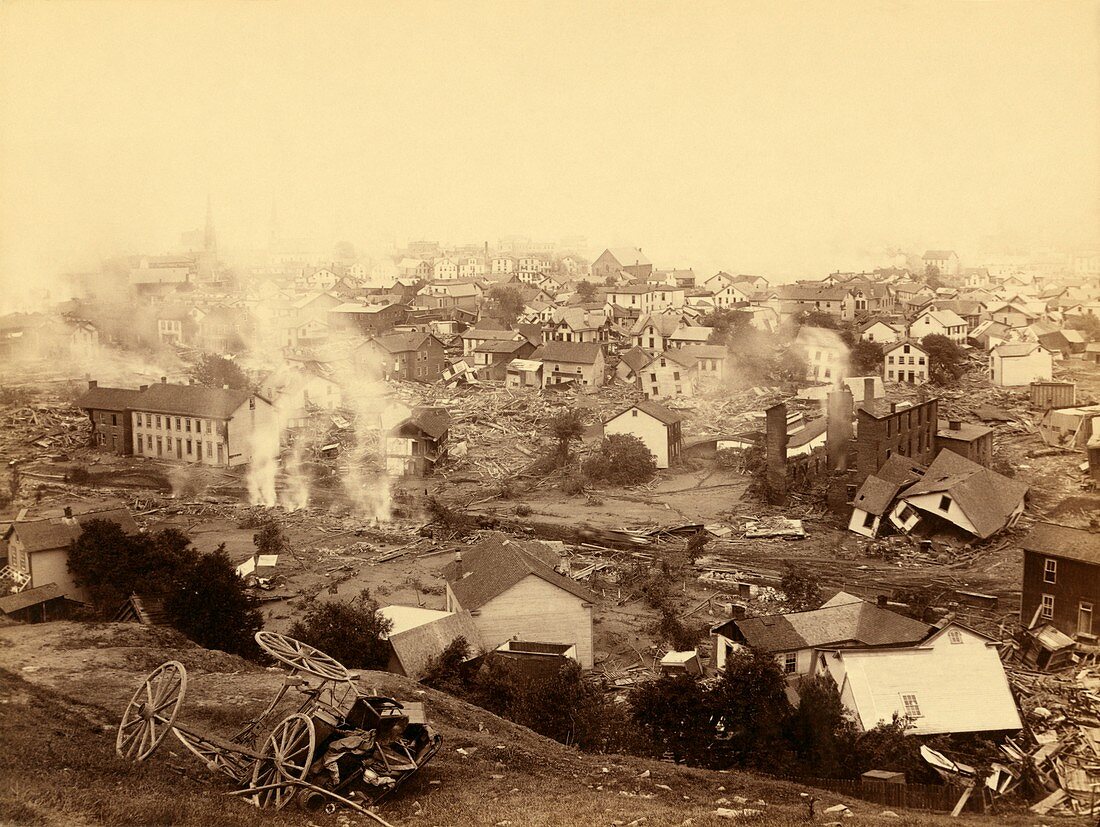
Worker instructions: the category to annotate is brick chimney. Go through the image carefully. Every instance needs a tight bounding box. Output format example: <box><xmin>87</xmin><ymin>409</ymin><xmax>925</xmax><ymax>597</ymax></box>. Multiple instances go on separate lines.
<box><xmin>88</xmin><ymin>380</ymin><xmax>98</xmax><ymax>389</ymax></box>
<box><xmin>139</xmin><ymin>384</ymin><xmax>148</xmax><ymax>392</ymax></box>
<box><xmin>948</xmin><ymin>420</ymin><xmax>961</xmax><ymax>431</ymax></box>
<box><xmin>161</xmin><ymin>376</ymin><xmax>167</xmax><ymax>384</ymax></box>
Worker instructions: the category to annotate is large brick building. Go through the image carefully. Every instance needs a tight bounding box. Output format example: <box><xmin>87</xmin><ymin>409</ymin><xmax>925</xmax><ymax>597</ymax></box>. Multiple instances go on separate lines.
<box><xmin>855</xmin><ymin>398</ymin><xmax>939</xmax><ymax>484</ymax></box>
<box><xmin>74</xmin><ymin>382</ymin><xmax>143</xmax><ymax>455</ymax></box>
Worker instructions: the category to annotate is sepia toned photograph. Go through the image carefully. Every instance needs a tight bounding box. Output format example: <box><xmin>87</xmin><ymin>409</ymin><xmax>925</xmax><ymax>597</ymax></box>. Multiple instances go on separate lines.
<box><xmin>1</xmin><ymin>1</ymin><xmax>1099</xmax><ymax>824</ymax></box>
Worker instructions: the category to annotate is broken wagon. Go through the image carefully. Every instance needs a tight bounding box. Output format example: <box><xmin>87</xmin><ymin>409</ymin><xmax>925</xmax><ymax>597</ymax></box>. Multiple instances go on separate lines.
<box><xmin>115</xmin><ymin>631</ymin><xmax>442</xmax><ymax>817</ymax></box>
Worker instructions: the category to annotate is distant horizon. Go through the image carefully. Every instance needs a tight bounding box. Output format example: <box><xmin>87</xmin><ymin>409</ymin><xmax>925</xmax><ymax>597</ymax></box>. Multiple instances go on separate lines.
<box><xmin>2</xmin><ymin>1</ymin><xmax>1098</xmax><ymax>296</ymax></box>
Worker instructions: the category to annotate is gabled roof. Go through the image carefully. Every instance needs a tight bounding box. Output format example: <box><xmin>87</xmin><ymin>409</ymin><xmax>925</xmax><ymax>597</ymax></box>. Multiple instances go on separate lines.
<box><xmin>678</xmin><ymin>343</ymin><xmax>728</xmax><ymax>360</ymax></box>
<box><xmin>445</xmin><ymin>537</ymin><xmax>594</xmax><ymax>611</ymax></box>
<box><xmin>9</xmin><ymin>505</ymin><xmax>139</xmax><ymax>553</ymax></box>
<box><xmin>991</xmin><ymin>342</ymin><xmax>1046</xmax><ymax>358</ymax></box>
<box><xmin>134</xmin><ymin>383</ymin><xmax>255</xmax><ymax>419</ymax></box>
<box><xmin>399</xmin><ymin>406</ymin><xmax>451</xmax><ymax>439</ymax></box>
<box><xmin>670</xmin><ymin>326</ymin><xmax>714</xmax><ymax>343</ymax></box>
<box><xmin>717</xmin><ymin>599</ymin><xmax>932</xmax><ymax>653</ymax></box>
<box><xmin>606</xmin><ymin>400</ymin><xmax>683</xmax><ymax>426</ymax></box>
<box><xmin>602</xmin><ymin>247</ymin><xmax>651</xmax><ymax>267</ymax></box>
<box><xmin>858</xmin><ymin>318</ymin><xmax>903</xmax><ymax>334</ymax></box>
<box><xmin>618</xmin><ymin>346</ymin><xmax>653</xmax><ymax>373</ymax></box>
<box><xmin>923</xmin><ymin>250</ymin><xmax>957</xmax><ymax>259</ymax></box>
<box><xmin>531</xmin><ymin>341</ymin><xmax>602</xmax><ymax>364</ymax></box>
<box><xmin>851</xmin><ymin>456</ymin><xmax>925</xmax><ymax>516</ymax></box>
<box><xmin>914</xmin><ymin>308</ymin><xmax>967</xmax><ymax>329</ymax></box>
<box><xmin>74</xmin><ymin>386</ymin><xmax>143</xmax><ymax>412</ymax></box>
<box><xmin>899</xmin><ymin>450</ymin><xmax>1028</xmax><ymax>539</ymax></box>
<box><xmin>367</xmin><ymin>331</ymin><xmax>435</xmax><ymax>353</ymax></box>
<box><xmin>475</xmin><ymin>339</ymin><xmax>530</xmax><ymax>355</ymax></box>
<box><xmin>630</xmin><ymin>313</ymin><xmax>681</xmax><ymax>337</ymax></box>
<box><xmin>381</xmin><ymin>607</ymin><xmax>481</xmax><ymax>680</ymax></box>
<box><xmin>1022</xmin><ymin>522</ymin><xmax>1100</xmax><ymax>565</ymax></box>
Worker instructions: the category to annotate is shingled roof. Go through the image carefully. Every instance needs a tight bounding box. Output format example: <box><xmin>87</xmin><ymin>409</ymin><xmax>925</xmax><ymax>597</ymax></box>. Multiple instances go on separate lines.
<box><xmin>74</xmin><ymin>386</ymin><xmax>143</xmax><ymax>411</ymax></box>
<box><xmin>1022</xmin><ymin>523</ymin><xmax>1100</xmax><ymax>565</ymax></box>
<box><xmin>444</xmin><ymin>537</ymin><xmax>593</xmax><ymax>611</ymax></box>
<box><xmin>606</xmin><ymin>400</ymin><xmax>683</xmax><ymax>426</ymax></box>
<box><xmin>368</xmin><ymin>331</ymin><xmax>434</xmax><ymax>353</ymax></box>
<box><xmin>899</xmin><ymin>450</ymin><xmax>1029</xmax><ymax>539</ymax></box>
<box><xmin>135</xmin><ymin>383</ymin><xmax>256</xmax><ymax>419</ymax></box>
<box><xmin>719</xmin><ymin>599</ymin><xmax>932</xmax><ymax>653</ymax></box>
<box><xmin>8</xmin><ymin>505</ymin><xmax>139</xmax><ymax>553</ymax></box>
<box><xmin>531</xmin><ymin>341</ymin><xmax>602</xmax><ymax>364</ymax></box>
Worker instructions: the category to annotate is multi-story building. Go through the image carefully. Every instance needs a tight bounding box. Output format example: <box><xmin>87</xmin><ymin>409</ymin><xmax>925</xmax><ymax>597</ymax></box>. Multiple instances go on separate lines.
<box><xmin>855</xmin><ymin>398</ymin><xmax>940</xmax><ymax>484</ymax></box>
<box><xmin>884</xmin><ymin>340</ymin><xmax>929</xmax><ymax>384</ymax></box>
<box><xmin>1021</xmin><ymin>523</ymin><xmax>1100</xmax><ymax>641</ymax></box>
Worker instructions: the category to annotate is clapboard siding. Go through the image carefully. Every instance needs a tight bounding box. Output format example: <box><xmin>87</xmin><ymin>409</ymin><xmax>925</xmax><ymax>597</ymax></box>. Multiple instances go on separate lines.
<box><xmin>454</xmin><ymin>574</ymin><xmax>594</xmax><ymax>668</ymax></box>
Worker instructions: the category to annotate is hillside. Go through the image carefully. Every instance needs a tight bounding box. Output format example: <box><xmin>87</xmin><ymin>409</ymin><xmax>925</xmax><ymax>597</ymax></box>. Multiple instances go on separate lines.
<box><xmin>0</xmin><ymin>622</ymin><xmax>1078</xmax><ymax>826</ymax></box>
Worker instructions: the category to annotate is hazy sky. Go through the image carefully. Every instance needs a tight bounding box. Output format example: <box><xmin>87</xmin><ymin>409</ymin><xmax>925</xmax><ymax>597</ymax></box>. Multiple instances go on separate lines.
<box><xmin>1</xmin><ymin>0</ymin><xmax>1098</xmax><ymax>291</ymax></box>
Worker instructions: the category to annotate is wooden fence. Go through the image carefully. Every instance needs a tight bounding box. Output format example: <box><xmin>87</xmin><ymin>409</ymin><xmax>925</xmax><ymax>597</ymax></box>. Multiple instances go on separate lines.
<box><xmin>776</xmin><ymin>776</ymin><xmax>978</xmax><ymax>813</ymax></box>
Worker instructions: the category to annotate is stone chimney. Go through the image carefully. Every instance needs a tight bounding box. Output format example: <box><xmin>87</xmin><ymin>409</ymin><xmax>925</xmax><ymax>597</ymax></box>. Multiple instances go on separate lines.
<box><xmin>87</xmin><ymin>380</ymin><xmax>98</xmax><ymax>389</ymax></box>
<box><xmin>730</xmin><ymin>603</ymin><xmax>747</xmax><ymax>620</ymax></box>
<box><xmin>890</xmin><ymin>402</ymin><xmax>897</xmax><ymax>413</ymax></box>
<box><xmin>863</xmin><ymin>377</ymin><xmax>875</xmax><ymax>412</ymax></box>
<box><xmin>948</xmin><ymin>420</ymin><xmax>961</xmax><ymax>431</ymax></box>
<box><xmin>161</xmin><ymin>376</ymin><xmax>167</xmax><ymax>384</ymax></box>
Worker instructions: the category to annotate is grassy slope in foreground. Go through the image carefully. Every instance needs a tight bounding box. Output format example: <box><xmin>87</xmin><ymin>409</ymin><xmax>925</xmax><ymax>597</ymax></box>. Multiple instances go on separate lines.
<box><xmin>0</xmin><ymin>621</ymin><xmax>1073</xmax><ymax>826</ymax></box>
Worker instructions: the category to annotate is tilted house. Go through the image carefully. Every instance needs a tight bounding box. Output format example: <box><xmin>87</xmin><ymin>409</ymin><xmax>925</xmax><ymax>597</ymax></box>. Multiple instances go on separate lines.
<box><xmin>385</xmin><ymin>406</ymin><xmax>450</xmax><ymax>476</ymax></box>
<box><xmin>892</xmin><ymin>449</ymin><xmax>1028</xmax><ymax>539</ymax></box>
<box><xmin>356</xmin><ymin>330</ymin><xmax>447</xmax><ymax>383</ymax></box>
<box><xmin>378</xmin><ymin>605</ymin><xmax>481</xmax><ymax>680</ymax></box>
<box><xmin>814</xmin><ymin>622</ymin><xmax>1022</xmax><ymax>736</ymax></box>
<box><xmin>711</xmin><ymin>592</ymin><xmax>932</xmax><ymax>676</ymax></box>
<box><xmin>848</xmin><ymin>455</ymin><xmax>926</xmax><ymax>538</ymax></box>
<box><xmin>443</xmin><ymin>535</ymin><xmax>596</xmax><ymax>668</ymax></box>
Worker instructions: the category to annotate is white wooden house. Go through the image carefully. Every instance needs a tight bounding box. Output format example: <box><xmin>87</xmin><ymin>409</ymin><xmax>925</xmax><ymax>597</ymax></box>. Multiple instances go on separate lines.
<box><xmin>603</xmin><ymin>401</ymin><xmax>683</xmax><ymax>468</ymax></box>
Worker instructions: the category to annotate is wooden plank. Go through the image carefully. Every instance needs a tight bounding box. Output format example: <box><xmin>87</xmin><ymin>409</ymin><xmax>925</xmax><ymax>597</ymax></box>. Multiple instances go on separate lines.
<box><xmin>1029</xmin><ymin>788</ymin><xmax>1067</xmax><ymax>815</ymax></box>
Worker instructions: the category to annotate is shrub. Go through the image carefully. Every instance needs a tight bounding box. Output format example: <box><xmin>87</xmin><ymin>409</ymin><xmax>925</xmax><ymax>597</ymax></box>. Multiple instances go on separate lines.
<box><xmin>514</xmin><ymin>503</ymin><xmax>532</xmax><ymax>516</ymax></box>
<box><xmin>560</xmin><ymin>472</ymin><xmax>586</xmax><ymax>495</ymax></box>
<box><xmin>583</xmin><ymin>434</ymin><xmax>657</xmax><ymax>485</ymax></box>
<box><xmin>288</xmin><ymin>589</ymin><xmax>392</xmax><ymax>670</ymax></box>
<box><xmin>780</xmin><ymin>562</ymin><xmax>823</xmax><ymax>610</ymax></box>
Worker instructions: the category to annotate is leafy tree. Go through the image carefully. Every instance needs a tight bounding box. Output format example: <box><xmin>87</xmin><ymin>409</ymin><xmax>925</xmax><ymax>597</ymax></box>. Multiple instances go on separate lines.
<box><xmin>253</xmin><ymin>515</ymin><xmax>289</xmax><ymax>557</ymax></box>
<box><xmin>486</xmin><ymin>286</ymin><xmax>525</xmax><ymax>326</ymax></box>
<box><xmin>547</xmin><ymin>410</ymin><xmax>586</xmax><ymax>464</ymax></box>
<box><xmin>630</xmin><ymin>674</ymin><xmax>715</xmax><ymax>765</ymax></box>
<box><xmin>923</xmin><ymin>265</ymin><xmax>942</xmax><ymax>290</ymax></box>
<box><xmin>786</xmin><ymin>675</ymin><xmax>858</xmax><ymax>778</ymax></box>
<box><xmin>920</xmin><ymin>334</ymin><xmax>965</xmax><ymax>385</ymax></box>
<box><xmin>850</xmin><ymin>340</ymin><xmax>883</xmax><ymax>376</ymax></box>
<box><xmin>851</xmin><ymin>714</ymin><xmax>924</xmax><ymax>778</ymax></box>
<box><xmin>772</xmin><ymin>347</ymin><xmax>809</xmax><ymax>383</ymax></box>
<box><xmin>288</xmin><ymin>589</ymin><xmax>392</xmax><ymax>670</ymax></box>
<box><xmin>685</xmin><ymin>530</ymin><xmax>709</xmax><ymax>564</ymax></box>
<box><xmin>583</xmin><ymin>434</ymin><xmax>657</xmax><ymax>485</ymax></box>
<box><xmin>574</xmin><ymin>280</ymin><xmax>599</xmax><ymax>301</ymax></box>
<box><xmin>190</xmin><ymin>353</ymin><xmax>250</xmax><ymax>390</ymax></box>
<box><xmin>164</xmin><ymin>545</ymin><xmax>263</xmax><ymax>659</ymax></box>
<box><xmin>1067</xmin><ymin>313</ymin><xmax>1100</xmax><ymax>340</ymax></box>
<box><xmin>709</xmin><ymin>646</ymin><xmax>794</xmax><ymax>772</ymax></box>
<box><xmin>700</xmin><ymin>308</ymin><xmax>752</xmax><ymax>343</ymax></box>
<box><xmin>780</xmin><ymin>562</ymin><xmax>823</xmax><ymax>610</ymax></box>
<box><xmin>68</xmin><ymin>521</ymin><xmax>197</xmax><ymax>610</ymax></box>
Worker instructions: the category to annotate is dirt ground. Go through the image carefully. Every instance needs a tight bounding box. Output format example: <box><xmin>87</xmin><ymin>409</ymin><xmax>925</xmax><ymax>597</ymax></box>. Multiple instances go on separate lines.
<box><xmin>2</xmin><ymin>354</ymin><xmax>1099</xmax><ymax>675</ymax></box>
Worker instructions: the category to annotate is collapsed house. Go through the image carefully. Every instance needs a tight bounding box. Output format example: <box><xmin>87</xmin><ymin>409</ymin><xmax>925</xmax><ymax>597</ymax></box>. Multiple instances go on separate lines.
<box><xmin>385</xmin><ymin>406</ymin><xmax>451</xmax><ymax>476</ymax></box>
<box><xmin>887</xmin><ymin>450</ymin><xmax>1028</xmax><ymax>540</ymax></box>
<box><xmin>1038</xmin><ymin>404</ymin><xmax>1100</xmax><ymax>451</ymax></box>
<box><xmin>848</xmin><ymin>455</ymin><xmax>926</xmax><ymax>538</ymax></box>
<box><xmin>710</xmin><ymin>591</ymin><xmax>932</xmax><ymax>676</ymax></box>
<box><xmin>814</xmin><ymin>622</ymin><xmax>1023</xmax><ymax>736</ymax></box>
<box><xmin>378</xmin><ymin>605</ymin><xmax>481</xmax><ymax>680</ymax></box>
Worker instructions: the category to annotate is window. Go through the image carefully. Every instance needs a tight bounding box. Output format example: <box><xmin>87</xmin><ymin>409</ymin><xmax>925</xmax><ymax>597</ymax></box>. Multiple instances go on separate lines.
<box><xmin>903</xmin><ymin>345</ymin><xmax>910</xmax><ymax>354</ymax></box>
<box><xmin>111</xmin><ymin>414</ymin><xmax>117</xmax><ymax>426</ymax></box>
<box><xmin>631</xmin><ymin>409</ymin><xmax>638</xmax><ymax>417</ymax></box>
<box><xmin>1044</xmin><ymin>558</ymin><xmax>1057</xmax><ymax>584</ymax></box>
<box><xmin>175</xmin><ymin>417</ymin><xmax>181</xmax><ymax>430</ymax></box>
<box><xmin>206</xmin><ymin>420</ymin><xmax>212</xmax><ymax>434</ymax></box>
<box><xmin>863</xmin><ymin>511</ymin><xmax>876</xmax><ymax>528</ymax></box>
<box><xmin>673</xmin><ymin>371</ymin><xmax>680</xmax><ymax>381</ymax></box>
<box><xmin>186</xmin><ymin>419</ymin><xmax>191</xmax><ymax>432</ymax></box>
<box><xmin>146</xmin><ymin>435</ymin><xmax>152</xmax><ymax>450</ymax></box>
<box><xmin>888</xmin><ymin>370</ymin><xmax>894</xmax><ymax>379</ymax></box>
<box><xmin>146</xmin><ymin>414</ymin><xmax>152</xmax><ymax>427</ymax></box>
<box><xmin>938</xmin><ymin>495</ymin><xmax>952</xmax><ymax>512</ymax></box>
<box><xmin>887</xmin><ymin>355</ymin><xmax>894</xmax><ymax>364</ymax></box>
<box><xmin>1080</xmin><ymin>602</ymin><xmax>1094</xmax><ymax>636</ymax></box>
<box><xmin>136</xmin><ymin>438</ymin><xmax>143</xmax><ymax>454</ymax></box>
<box><xmin>948</xmin><ymin>629</ymin><xmax>963</xmax><ymax>644</ymax></box>
<box><xmin>1041</xmin><ymin>594</ymin><xmax>1055</xmax><ymax>619</ymax></box>
<box><xmin>901</xmin><ymin>694</ymin><xmax>922</xmax><ymax>718</ymax></box>
<box><xmin>186</xmin><ymin>439</ymin><xmax>192</xmax><ymax>454</ymax></box>
<box><xmin>783</xmin><ymin>653</ymin><xmax>797</xmax><ymax>674</ymax></box>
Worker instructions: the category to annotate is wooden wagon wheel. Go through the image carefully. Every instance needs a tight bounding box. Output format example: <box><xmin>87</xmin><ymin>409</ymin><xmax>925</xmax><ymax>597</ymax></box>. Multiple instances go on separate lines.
<box><xmin>249</xmin><ymin>713</ymin><xmax>317</xmax><ymax>810</ymax></box>
<box><xmin>255</xmin><ymin>631</ymin><xmax>352</xmax><ymax>683</ymax></box>
<box><xmin>116</xmin><ymin>660</ymin><xmax>187</xmax><ymax>761</ymax></box>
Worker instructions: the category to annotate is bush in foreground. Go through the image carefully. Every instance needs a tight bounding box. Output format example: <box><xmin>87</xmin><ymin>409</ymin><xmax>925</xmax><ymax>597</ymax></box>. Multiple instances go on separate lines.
<box><xmin>583</xmin><ymin>434</ymin><xmax>657</xmax><ymax>485</ymax></box>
